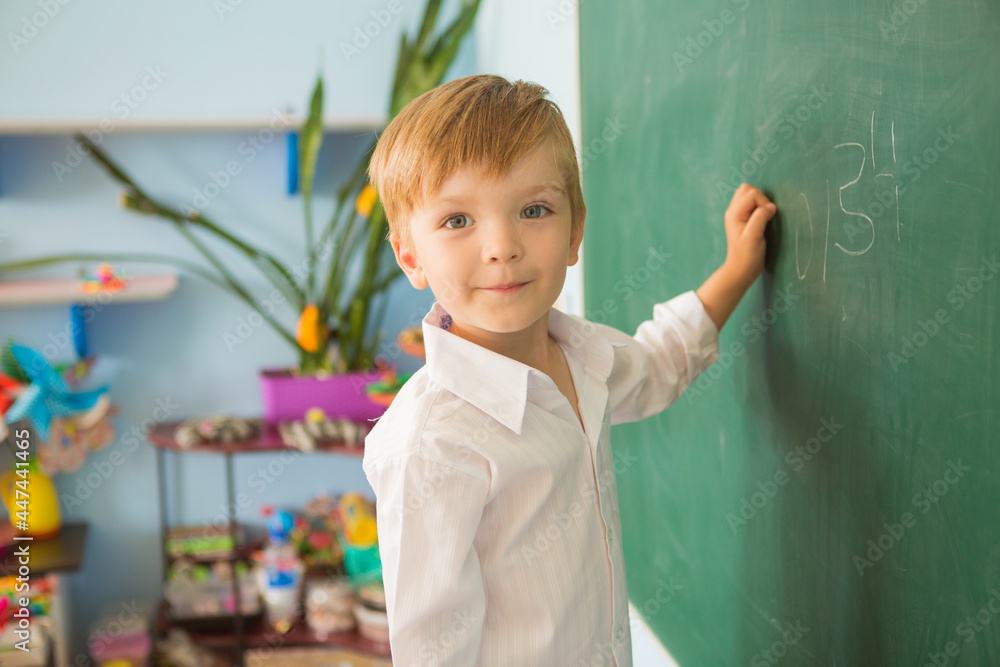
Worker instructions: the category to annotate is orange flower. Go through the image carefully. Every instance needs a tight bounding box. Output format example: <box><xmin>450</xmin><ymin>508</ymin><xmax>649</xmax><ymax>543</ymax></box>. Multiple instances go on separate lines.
<box><xmin>295</xmin><ymin>303</ymin><xmax>324</xmax><ymax>353</ymax></box>
<box><xmin>355</xmin><ymin>183</ymin><xmax>377</xmax><ymax>218</ymax></box>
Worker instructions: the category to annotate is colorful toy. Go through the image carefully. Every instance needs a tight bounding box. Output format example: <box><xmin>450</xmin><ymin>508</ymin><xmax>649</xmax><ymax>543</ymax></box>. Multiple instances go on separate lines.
<box><xmin>2</xmin><ymin>344</ymin><xmax>109</xmax><ymax>441</ymax></box>
<box><xmin>332</xmin><ymin>492</ymin><xmax>382</xmax><ymax>586</ymax></box>
<box><xmin>277</xmin><ymin>408</ymin><xmax>363</xmax><ymax>451</ymax></box>
<box><xmin>77</xmin><ymin>262</ymin><xmax>127</xmax><ymax>294</ymax></box>
<box><xmin>36</xmin><ymin>413</ymin><xmax>115</xmax><ymax>476</ymax></box>
<box><xmin>364</xmin><ymin>360</ymin><xmax>413</xmax><ymax>407</ymax></box>
<box><xmin>172</xmin><ymin>415</ymin><xmax>259</xmax><ymax>448</ymax></box>
<box><xmin>256</xmin><ymin>506</ymin><xmax>306</xmax><ymax>633</ymax></box>
<box><xmin>397</xmin><ymin>325</ymin><xmax>425</xmax><ymax>360</ymax></box>
<box><xmin>295</xmin><ymin>494</ymin><xmax>345</xmax><ymax>571</ymax></box>
<box><xmin>1</xmin><ymin>458</ymin><xmax>62</xmax><ymax>538</ymax></box>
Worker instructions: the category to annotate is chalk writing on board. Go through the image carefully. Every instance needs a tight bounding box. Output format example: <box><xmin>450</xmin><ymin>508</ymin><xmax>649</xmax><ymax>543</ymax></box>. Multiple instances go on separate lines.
<box><xmin>832</xmin><ymin>142</ymin><xmax>876</xmax><ymax>256</ymax></box>
<box><xmin>795</xmin><ymin>192</ymin><xmax>813</xmax><ymax>280</ymax></box>
<box><xmin>794</xmin><ymin>111</ymin><xmax>904</xmax><ymax>281</ymax></box>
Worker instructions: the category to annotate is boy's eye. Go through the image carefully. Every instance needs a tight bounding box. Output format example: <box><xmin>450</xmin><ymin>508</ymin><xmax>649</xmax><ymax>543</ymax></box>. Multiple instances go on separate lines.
<box><xmin>443</xmin><ymin>214</ymin><xmax>471</xmax><ymax>229</ymax></box>
<box><xmin>523</xmin><ymin>204</ymin><xmax>550</xmax><ymax>219</ymax></box>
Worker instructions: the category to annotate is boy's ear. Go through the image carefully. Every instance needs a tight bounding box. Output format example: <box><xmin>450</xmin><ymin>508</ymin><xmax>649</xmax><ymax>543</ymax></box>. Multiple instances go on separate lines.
<box><xmin>392</xmin><ymin>237</ymin><xmax>429</xmax><ymax>290</ymax></box>
<box><xmin>567</xmin><ymin>206</ymin><xmax>586</xmax><ymax>267</ymax></box>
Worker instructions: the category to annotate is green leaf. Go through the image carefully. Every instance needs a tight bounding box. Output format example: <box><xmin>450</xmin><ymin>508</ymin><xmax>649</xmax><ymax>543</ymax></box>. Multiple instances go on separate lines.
<box><xmin>300</xmin><ymin>76</ymin><xmax>325</xmax><ymax>204</ymax></box>
<box><xmin>300</xmin><ymin>75</ymin><xmax>325</xmax><ymax>299</ymax></box>
<box><xmin>1</xmin><ymin>338</ymin><xmax>29</xmax><ymax>384</ymax></box>
<box><xmin>414</xmin><ymin>0</ymin><xmax>443</xmax><ymax>51</ymax></box>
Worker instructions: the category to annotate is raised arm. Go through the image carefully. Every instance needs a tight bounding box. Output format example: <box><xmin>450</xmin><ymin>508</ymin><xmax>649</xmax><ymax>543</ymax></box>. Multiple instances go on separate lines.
<box><xmin>696</xmin><ymin>183</ymin><xmax>776</xmax><ymax>331</ymax></box>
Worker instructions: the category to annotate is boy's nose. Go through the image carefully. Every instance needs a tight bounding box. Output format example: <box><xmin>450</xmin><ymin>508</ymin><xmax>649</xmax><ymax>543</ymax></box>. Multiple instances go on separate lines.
<box><xmin>482</xmin><ymin>220</ymin><xmax>523</xmax><ymax>263</ymax></box>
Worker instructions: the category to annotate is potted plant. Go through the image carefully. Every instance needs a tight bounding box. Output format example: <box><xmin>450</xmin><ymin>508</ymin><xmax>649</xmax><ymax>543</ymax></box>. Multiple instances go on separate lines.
<box><xmin>0</xmin><ymin>0</ymin><xmax>480</xmax><ymax>422</ymax></box>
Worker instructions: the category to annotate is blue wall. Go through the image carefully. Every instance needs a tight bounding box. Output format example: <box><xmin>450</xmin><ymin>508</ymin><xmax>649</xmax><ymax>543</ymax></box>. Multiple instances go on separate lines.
<box><xmin>0</xmin><ymin>56</ymin><xmax>473</xmax><ymax>666</ymax></box>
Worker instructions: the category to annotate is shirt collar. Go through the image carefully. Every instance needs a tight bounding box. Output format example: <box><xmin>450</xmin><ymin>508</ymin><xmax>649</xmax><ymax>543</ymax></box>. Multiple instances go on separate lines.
<box><xmin>421</xmin><ymin>302</ymin><xmax>616</xmax><ymax>434</ymax></box>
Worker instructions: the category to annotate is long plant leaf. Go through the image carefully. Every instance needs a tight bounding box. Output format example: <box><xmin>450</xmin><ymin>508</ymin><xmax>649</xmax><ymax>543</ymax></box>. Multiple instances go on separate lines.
<box><xmin>299</xmin><ymin>75</ymin><xmax>325</xmax><ymax>300</ymax></box>
<box><xmin>414</xmin><ymin>0</ymin><xmax>443</xmax><ymax>51</ymax></box>
<box><xmin>428</xmin><ymin>0</ymin><xmax>481</xmax><ymax>69</ymax></box>
<box><xmin>76</xmin><ymin>135</ymin><xmax>305</xmax><ymax>310</ymax></box>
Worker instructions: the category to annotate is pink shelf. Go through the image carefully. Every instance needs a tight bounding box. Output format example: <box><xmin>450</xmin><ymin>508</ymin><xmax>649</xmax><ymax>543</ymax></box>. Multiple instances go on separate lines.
<box><xmin>0</xmin><ymin>273</ymin><xmax>178</xmax><ymax>307</ymax></box>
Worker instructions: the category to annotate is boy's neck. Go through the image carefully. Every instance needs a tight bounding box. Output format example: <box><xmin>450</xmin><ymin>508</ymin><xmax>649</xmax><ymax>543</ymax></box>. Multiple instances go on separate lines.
<box><xmin>448</xmin><ymin>309</ymin><xmax>561</xmax><ymax>375</ymax></box>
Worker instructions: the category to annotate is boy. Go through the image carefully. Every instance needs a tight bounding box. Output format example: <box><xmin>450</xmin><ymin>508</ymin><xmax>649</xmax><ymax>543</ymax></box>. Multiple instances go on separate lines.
<box><xmin>362</xmin><ymin>74</ymin><xmax>775</xmax><ymax>666</ymax></box>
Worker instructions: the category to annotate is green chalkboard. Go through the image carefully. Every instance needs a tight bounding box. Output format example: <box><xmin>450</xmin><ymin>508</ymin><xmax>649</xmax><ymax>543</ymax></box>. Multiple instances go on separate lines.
<box><xmin>580</xmin><ymin>1</ymin><xmax>999</xmax><ymax>664</ymax></box>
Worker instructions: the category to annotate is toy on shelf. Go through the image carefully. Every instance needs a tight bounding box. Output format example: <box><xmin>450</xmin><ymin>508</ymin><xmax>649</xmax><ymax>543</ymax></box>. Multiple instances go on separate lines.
<box><xmin>277</xmin><ymin>407</ymin><xmax>363</xmax><ymax>452</ymax></box>
<box><xmin>1</xmin><ymin>574</ymin><xmax>56</xmax><ymax>647</ymax></box>
<box><xmin>331</xmin><ymin>492</ymin><xmax>381</xmax><ymax>588</ymax></box>
<box><xmin>397</xmin><ymin>326</ymin><xmax>424</xmax><ymax>360</ymax></box>
<box><xmin>154</xmin><ymin>628</ymin><xmax>220</xmax><ymax>667</ymax></box>
<box><xmin>171</xmin><ymin>415</ymin><xmax>260</xmax><ymax>449</ymax></box>
<box><xmin>292</xmin><ymin>495</ymin><xmax>345</xmax><ymax>574</ymax></box>
<box><xmin>364</xmin><ymin>360</ymin><xmax>413</xmax><ymax>408</ymax></box>
<box><xmin>77</xmin><ymin>262</ymin><xmax>128</xmax><ymax>294</ymax></box>
<box><xmin>1</xmin><ymin>457</ymin><xmax>62</xmax><ymax>538</ymax></box>
<box><xmin>2</xmin><ymin>342</ymin><xmax>116</xmax><ymax>473</ymax></box>
<box><xmin>1</xmin><ymin>342</ymin><xmax>109</xmax><ymax>442</ymax></box>
<box><xmin>37</xmin><ymin>413</ymin><xmax>115</xmax><ymax>476</ymax></box>
<box><xmin>304</xmin><ymin>576</ymin><xmax>355</xmax><ymax>639</ymax></box>
<box><xmin>89</xmin><ymin>608</ymin><xmax>152</xmax><ymax>666</ymax></box>
<box><xmin>166</xmin><ymin>524</ymin><xmax>247</xmax><ymax>560</ymax></box>
<box><xmin>253</xmin><ymin>506</ymin><xmax>305</xmax><ymax>634</ymax></box>
<box><xmin>363</xmin><ymin>327</ymin><xmax>424</xmax><ymax>407</ymax></box>
<box><xmin>0</xmin><ymin>373</ymin><xmax>20</xmax><ymax>444</ymax></box>
<box><xmin>164</xmin><ymin>558</ymin><xmax>259</xmax><ymax>628</ymax></box>
<box><xmin>298</xmin><ymin>494</ymin><xmax>349</xmax><ymax>571</ymax></box>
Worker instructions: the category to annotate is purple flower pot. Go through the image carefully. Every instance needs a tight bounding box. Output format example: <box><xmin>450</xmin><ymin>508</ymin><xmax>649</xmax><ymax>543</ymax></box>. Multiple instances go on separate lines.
<box><xmin>259</xmin><ymin>368</ymin><xmax>385</xmax><ymax>424</ymax></box>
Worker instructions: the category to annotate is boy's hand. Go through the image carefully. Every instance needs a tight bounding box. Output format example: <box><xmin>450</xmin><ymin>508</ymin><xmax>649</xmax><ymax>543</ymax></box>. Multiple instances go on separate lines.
<box><xmin>695</xmin><ymin>183</ymin><xmax>777</xmax><ymax>331</ymax></box>
<box><xmin>723</xmin><ymin>183</ymin><xmax>776</xmax><ymax>287</ymax></box>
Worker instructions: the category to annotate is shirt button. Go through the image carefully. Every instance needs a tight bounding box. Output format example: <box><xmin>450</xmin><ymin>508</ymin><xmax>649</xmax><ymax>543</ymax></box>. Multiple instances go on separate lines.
<box><xmin>615</xmin><ymin>626</ymin><xmax>626</xmax><ymax>642</ymax></box>
<box><xmin>607</xmin><ymin>531</ymin><xmax>614</xmax><ymax>546</ymax></box>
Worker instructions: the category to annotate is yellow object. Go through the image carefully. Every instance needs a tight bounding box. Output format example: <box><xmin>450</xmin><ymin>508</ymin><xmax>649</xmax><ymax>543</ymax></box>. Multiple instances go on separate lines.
<box><xmin>1</xmin><ymin>458</ymin><xmax>62</xmax><ymax>538</ymax></box>
<box><xmin>305</xmin><ymin>407</ymin><xmax>326</xmax><ymax>423</ymax></box>
<box><xmin>295</xmin><ymin>303</ymin><xmax>323</xmax><ymax>353</ymax></box>
<box><xmin>338</xmin><ymin>492</ymin><xmax>377</xmax><ymax>547</ymax></box>
<box><xmin>355</xmin><ymin>184</ymin><xmax>377</xmax><ymax>218</ymax></box>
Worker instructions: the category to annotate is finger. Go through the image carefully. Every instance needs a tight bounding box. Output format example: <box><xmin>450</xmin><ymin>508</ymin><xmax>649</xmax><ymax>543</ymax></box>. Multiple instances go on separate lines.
<box><xmin>728</xmin><ymin>185</ymin><xmax>771</xmax><ymax>221</ymax></box>
<box><xmin>744</xmin><ymin>202</ymin><xmax>776</xmax><ymax>239</ymax></box>
<box><xmin>725</xmin><ymin>183</ymin><xmax>751</xmax><ymax>214</ymax></box>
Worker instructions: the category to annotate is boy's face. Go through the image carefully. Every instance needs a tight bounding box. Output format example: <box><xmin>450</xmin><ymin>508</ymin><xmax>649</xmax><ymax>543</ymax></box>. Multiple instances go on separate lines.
<box><xmin>392</xmin><ymin>140</ymin><xmax>585</xmax><ymax>345</ymax></box>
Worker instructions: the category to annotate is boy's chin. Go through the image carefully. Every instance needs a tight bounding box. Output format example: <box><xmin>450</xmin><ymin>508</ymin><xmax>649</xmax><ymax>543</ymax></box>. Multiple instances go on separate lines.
<box><xmin>454</xmin><ymin>308</ymin><xmax>553</xmax><ymax>337</ymax></box>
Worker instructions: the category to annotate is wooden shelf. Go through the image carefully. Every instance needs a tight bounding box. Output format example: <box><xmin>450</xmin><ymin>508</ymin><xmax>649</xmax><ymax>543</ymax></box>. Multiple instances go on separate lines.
<box><xmin>155</xmin><ymin>600</ymin><xmax>391</xmax><ymax>657</ymax></box>
<box><xmin>0</xmin><ymin>273</ymin><xmax>178</xmax><ymax>308</ymax></box>
<box><xmin>148</xmin><ymin>420</ymin><xmax>368</xmax><ymax>457</ymax></box>
<box><xmin>0</xmin><ymin>523</ymin><xmax>88</xmax><ymax>578</ymax></box>
<box><xmin>165</xmin><ymin>524</ymin><xmax>267</xmax><ymax>565</ymax></box>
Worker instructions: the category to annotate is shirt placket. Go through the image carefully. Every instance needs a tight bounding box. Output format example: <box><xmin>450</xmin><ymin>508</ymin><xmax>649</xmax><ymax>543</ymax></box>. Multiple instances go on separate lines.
<box><xmin>578</xmin><ymin>364</ymin><xmax>630</xmax><ymax>666</ymax></box>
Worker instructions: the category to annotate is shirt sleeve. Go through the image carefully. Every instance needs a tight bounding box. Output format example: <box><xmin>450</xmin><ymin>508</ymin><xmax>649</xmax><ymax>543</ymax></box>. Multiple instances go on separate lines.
<box><xmin>363</xmin><ymin>452</ymin><xmax>489</xmax><ymax>666</ymax></box>
<box><xmin>601</xmin><ymin>290</ymin><xmax>719</xmax><ymax>425</ymax></box>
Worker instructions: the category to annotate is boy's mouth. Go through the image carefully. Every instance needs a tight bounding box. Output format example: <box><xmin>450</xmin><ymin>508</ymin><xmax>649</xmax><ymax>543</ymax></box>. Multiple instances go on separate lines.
<box><xmin>482</xmin><ymin>281</ymin><xmax>529</xmax><ymax>293</ymax></box>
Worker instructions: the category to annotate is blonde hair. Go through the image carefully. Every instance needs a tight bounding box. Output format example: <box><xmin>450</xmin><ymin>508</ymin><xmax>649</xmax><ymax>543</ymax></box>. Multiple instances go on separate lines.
<box><xmin>367</xmin><ymin>74</ymin><xmax>584</xmax><ymax>249</ymax></box>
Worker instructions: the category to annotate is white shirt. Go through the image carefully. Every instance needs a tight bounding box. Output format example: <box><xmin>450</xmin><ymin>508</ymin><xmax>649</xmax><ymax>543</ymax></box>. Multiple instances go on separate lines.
<box><xmin>362</xmin><ymin>291</ymin><xmax>719</xmax><ymax>666</ymax></box>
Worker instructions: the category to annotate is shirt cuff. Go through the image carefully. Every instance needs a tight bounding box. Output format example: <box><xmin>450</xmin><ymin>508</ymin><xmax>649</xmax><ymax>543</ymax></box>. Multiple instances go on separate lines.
<box><xmin>653</xmin><ymin>290</ymin><xmax>720</xmax><ymax>379</ymax></box>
